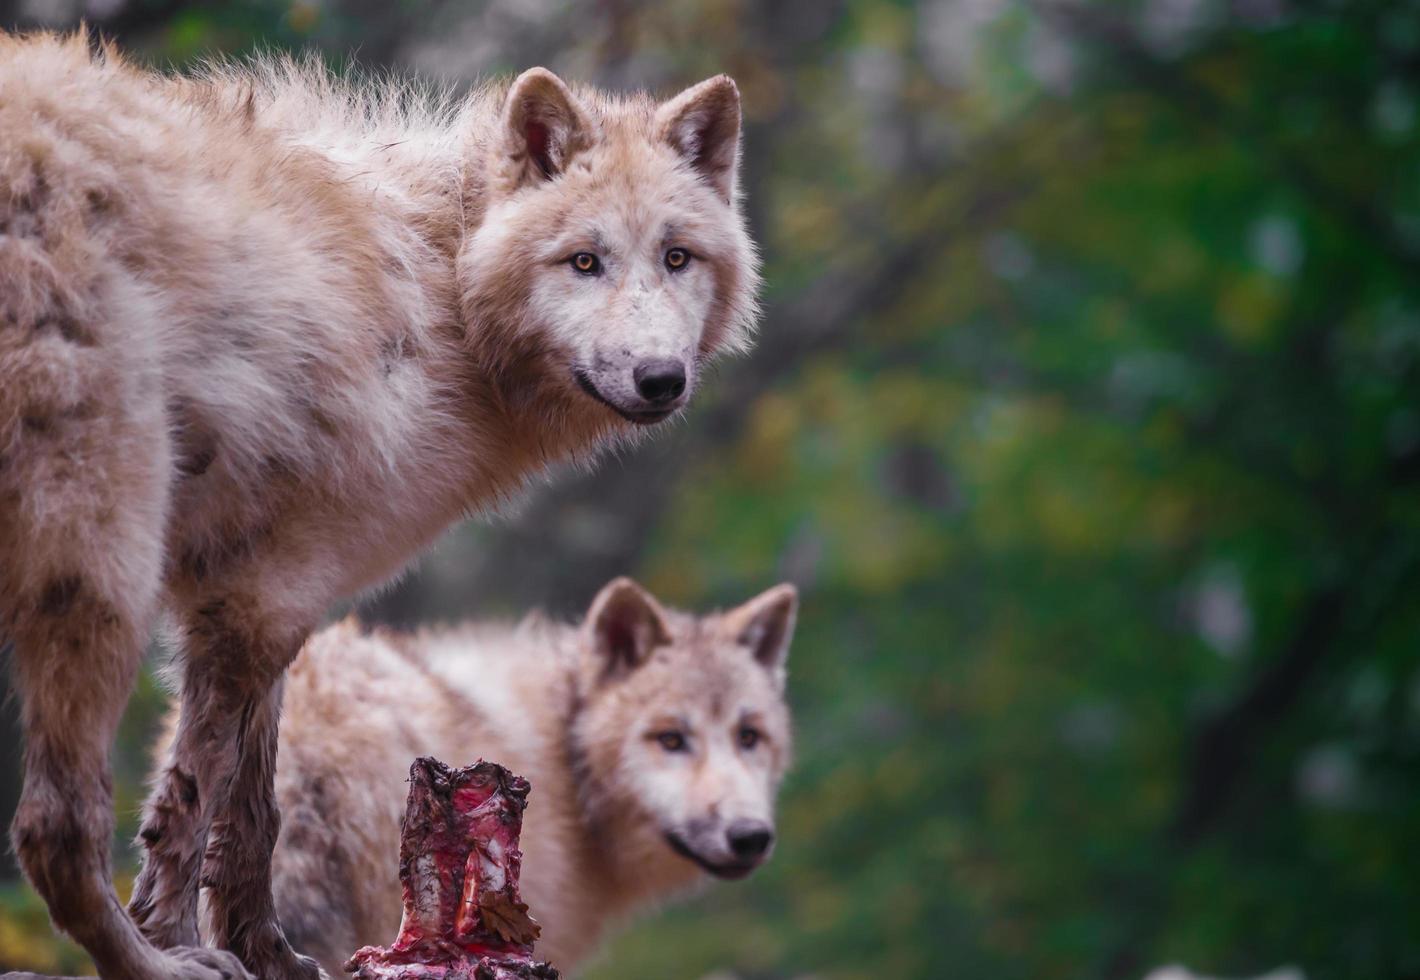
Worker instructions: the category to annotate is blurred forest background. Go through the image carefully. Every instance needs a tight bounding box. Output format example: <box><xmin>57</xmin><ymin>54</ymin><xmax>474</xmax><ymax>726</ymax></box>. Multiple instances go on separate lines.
<box><xmin>2</xmin><ymin>0</ymin><xmax>1418</xmax><ymax>977</ymax></box>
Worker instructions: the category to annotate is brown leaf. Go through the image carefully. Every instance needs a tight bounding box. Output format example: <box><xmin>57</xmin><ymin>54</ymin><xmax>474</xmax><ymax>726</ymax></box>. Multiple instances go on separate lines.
<box><xmin>480</xmin><ymin>890</ymin><xmax>542</xmax><ymax>945</ymax></box>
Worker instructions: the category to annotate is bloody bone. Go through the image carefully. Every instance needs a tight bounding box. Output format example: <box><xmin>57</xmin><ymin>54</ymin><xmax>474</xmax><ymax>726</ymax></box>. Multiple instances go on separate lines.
<box><xmin>345</xmin><ymin>757</ymin><xmax>558</xmax><ymax>979</ymax></box>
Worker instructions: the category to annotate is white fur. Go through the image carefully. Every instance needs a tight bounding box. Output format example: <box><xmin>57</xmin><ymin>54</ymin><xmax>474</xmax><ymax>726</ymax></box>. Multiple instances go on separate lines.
<box><xmin>0</xmin><ymin>32</ymin><xmax>759</xmax><ymax>980</ymax></box>
<box><xmin>189</xmin><ymin>580</ymin><xmax>801</xmax><ymax>975</ymax></box>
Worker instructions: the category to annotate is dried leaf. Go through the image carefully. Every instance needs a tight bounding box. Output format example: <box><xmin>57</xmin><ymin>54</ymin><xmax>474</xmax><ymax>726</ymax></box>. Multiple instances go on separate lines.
<box><xmin>480</xmin><ymin>890</ymin><xmax>542</xmax><ymax>945</ymax></box>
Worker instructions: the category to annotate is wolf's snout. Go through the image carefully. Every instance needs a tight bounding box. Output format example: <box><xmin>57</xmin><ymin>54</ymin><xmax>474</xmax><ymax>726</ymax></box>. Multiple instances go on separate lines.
<box><xmin>633</xmin><ymin>358</ymin><xmax>687</xmax><ymax>405</ymax></box>
<box><xmin>725</xmin><ymin>820</ymin><xmax>774</xmax><ymax>861</ymax></box>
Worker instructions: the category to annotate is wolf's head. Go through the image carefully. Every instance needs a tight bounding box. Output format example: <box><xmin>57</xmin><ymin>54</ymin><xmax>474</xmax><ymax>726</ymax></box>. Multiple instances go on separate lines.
<box><xmin>571</xmin><ymin>578</ymin><xmax>796</xmax><ymax>885</ymax></box>
<box><xmin>458</xmin><ymin>68</ymin><xmax>759</xmax><ymax>429</ymax></box>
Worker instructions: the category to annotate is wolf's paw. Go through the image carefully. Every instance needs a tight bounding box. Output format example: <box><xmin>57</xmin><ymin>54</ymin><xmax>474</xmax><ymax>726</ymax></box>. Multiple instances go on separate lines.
<box><xmin>161</xmin><ymin>946</ymin><xmax>255</xmax><ymax>980</ymax></box>
<box><xmin>293</xmin><ymin>952</ymin><xmax>331</xmax><ymax>980</ymax></box>
<box><xmin>239</xmin><ymin>947</ymin><xmax>328</xmax><ymax>980</ymax></box>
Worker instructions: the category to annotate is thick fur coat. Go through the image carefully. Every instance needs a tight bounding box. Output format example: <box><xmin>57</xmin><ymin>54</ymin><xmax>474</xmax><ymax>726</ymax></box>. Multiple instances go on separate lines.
<box><xmin>0</xmin><ymin>30</ymin><xmax>757</xmax><ymax>980</ymax></box>
<box><xmin>160</xmin><ymin>579</ymin><xmax>797</xmax><ymax>975</ymax></box>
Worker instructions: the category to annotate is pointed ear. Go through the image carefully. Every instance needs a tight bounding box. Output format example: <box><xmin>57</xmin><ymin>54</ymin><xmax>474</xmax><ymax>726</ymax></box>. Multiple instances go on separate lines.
<box><xmin>584</xmin><ymin>577</ymin><xmax>672</xmax><ymax>680</ymax></box>
<box><xmin>503</xmin><ymin>67</ymin><xmax>590</xmax><ymax>185</ymax></box>
<box><xmin>724</xmin><ymin>583</ymin><xmax>798</xmax><ymax>675</ymax></box>
<box><xmin>656</xmin><ymin>74</ymin><xmax>742</xmax><ymax>203</ymax></box>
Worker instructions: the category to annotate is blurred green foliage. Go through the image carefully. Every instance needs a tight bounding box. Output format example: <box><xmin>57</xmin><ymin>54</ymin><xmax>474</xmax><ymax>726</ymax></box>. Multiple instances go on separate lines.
<box><xmin>2</xmin><ymin>1</ymin><xmax>1418</xmax><ymax>978</ymax></box>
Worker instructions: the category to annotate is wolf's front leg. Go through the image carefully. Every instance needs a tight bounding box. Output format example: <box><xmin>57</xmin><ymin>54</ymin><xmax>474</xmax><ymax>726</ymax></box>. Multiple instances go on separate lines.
<box><xmin>132</xmin><ymin>595</ymin><xmax>323</xmax><ymax>979</ymax></box>
<box><xmin>201</xmin><ymin>678</ymin><xmax>327</xmax><ymax>980</ymax></box>
<box><xmin>130</xmin><ymin>636</ymin><xmax>254</xmax><ymax>949</ymax></box>
<box><xmin>130</xmin><ymin>739</ymin><xmax>207</xmax><ymax>947</ymax></box>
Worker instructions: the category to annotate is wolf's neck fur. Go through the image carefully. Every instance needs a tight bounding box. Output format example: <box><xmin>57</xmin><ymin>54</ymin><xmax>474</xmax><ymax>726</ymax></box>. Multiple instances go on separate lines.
<box><xmin>70</xmin><ymin>54</ymin><xmax>636</xmax><ymax>599</ymax></box>
<box><xmin>185</xmin><ymin>68</ymin><xmax>621</xmax><ymax>488</ymax></box>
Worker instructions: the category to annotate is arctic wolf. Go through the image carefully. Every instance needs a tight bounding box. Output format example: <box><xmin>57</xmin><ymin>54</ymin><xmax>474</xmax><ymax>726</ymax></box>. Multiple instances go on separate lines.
<box><xmin>0</xmin><ymin>30</ymin><xmax>758</xmax><ymax>980</ymax></box>
<box><xmin>163</xmin><ymin>577</ymin><xmax>797</xmax><ymax>975</ymax></box>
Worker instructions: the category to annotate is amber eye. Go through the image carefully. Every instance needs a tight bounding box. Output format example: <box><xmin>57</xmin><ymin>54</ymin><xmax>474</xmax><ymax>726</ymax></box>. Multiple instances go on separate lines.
<box><xmin>664</xmin><ymin>247</ymin><xmax>690</xmax><ymax>271</ymax></box>
<box><xmin>571</xmin><ymin>252</ymin><xmax>601</xmax><ymax>275</ymax></box>
<box><xmin>738</xmin><ymin>727</ymin><xmax>761</xmax><ymax>750</ymax></box>
<box><xmin>656</xmin><ymin>731</ymin><xmax>688</xmax><ymax>752</ymax></box>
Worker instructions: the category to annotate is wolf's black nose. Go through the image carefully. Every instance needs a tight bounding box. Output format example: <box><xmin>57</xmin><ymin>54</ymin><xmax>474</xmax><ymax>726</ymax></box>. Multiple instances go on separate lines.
<box><xmin>634</xmin><ymin>359</ymin><xmax>686</xmax><ymax>404</ymax></box>
<box><xmin>726</xmin><ymin>820</ymin><xmax>774</xmax><ymax>860</ymax></box>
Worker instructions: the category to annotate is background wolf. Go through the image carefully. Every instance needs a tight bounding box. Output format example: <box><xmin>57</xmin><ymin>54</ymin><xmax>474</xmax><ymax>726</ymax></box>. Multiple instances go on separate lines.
<box><xmin>0</xmin><ymin>30</ymin><xmax>758</xmax><ymax>980</ymax></box>
<box><xmin>159</xmin><ymin>578</ymin><xmax>797</xmax><ymax>976</ymax></box>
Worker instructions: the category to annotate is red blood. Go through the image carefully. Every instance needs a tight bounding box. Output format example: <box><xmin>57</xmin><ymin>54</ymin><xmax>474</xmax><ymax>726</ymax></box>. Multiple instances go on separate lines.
<box><xmin>345</xmin><ymin>758</ymin><xmax>558</xmax><ymax>979</ymax></box>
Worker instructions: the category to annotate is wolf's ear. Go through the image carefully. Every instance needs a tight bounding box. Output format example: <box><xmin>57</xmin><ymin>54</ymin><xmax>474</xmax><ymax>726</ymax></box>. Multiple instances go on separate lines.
<box><xmin>585</xmin><ymin>577</ymin><xmax>672</xmax><ymax>680</ymax></box>
<box><xmin>503</xmin><ymin>67</ymin><xmax>590</xmax><ymax>184</ymax></box>
<box><xmin>656</xmin><ymin>75</ymin><xmax>742</xmax><ymax>203</ymax></box>
<box><xmin>724</xmin><ymin>583</ymin><xmax>798</xmax><ymax>676</ymax></box>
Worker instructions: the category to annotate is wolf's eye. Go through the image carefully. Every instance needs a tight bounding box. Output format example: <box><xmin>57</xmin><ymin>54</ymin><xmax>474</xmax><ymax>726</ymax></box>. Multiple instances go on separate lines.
<box><xmin>664</xmin><ymin>248</ymin><xmax>690</xmax><ymax>271</ymax></box>
<box><xmin>571</xmin><ymin>252</ymin><xmax>601</xmax><ymax>275</ymax></box>
<box><xmin>655</xmin><ymin>731</ymin><xmax>688</xmax><ymax>752</ymax></box>
<box><xmin>738</xmin><ymin>727</ymin><xmax>761</xmax><ymax>750</ymax></box>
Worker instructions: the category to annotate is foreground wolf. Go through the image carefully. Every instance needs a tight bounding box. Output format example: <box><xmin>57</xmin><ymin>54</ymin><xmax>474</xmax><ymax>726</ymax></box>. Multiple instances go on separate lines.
<box><xmin>0</xmin><ymin>30</ymin><xmax>758</xmax><ymax>980</ymax></box>
<box><xmin>160</xmin><ymin>578</ymin><xmax>797</xmax><ymax>975</ymax></box>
